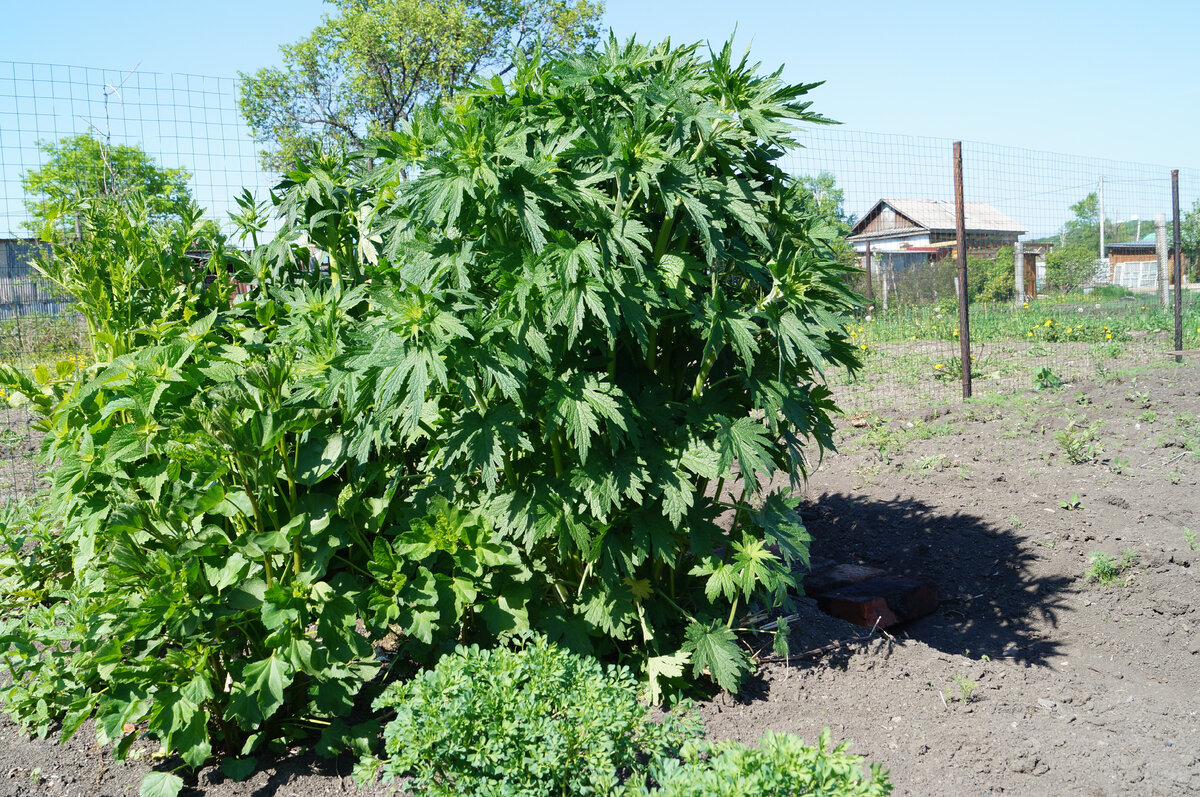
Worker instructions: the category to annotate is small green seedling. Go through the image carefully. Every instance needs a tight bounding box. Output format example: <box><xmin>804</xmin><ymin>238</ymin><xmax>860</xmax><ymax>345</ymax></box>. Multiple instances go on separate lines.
<box><xmin>1184</xmin><ymin>528</ymin><xmax>1197</xmax><ymax>551</ymax></box>
<box><xmin>1034</xmin><ymin>367</ymin><xmax>1063</xmax><ymax>390</ymax></box>
<box><xmin>1059</xmin><ymin>494</ymin><xmax>1082</xmax><ymax>511</ymax></box>
<box><xmin>942</xmin><ymin>673</ymin><xmax>978</xmax><ymax>705</ymax></box>
<box><xmin>1085</xmin><ymin>550</ymin><xmax>1138</xmax><ymax>586</ymax></box>
<box><xmin>1109</xmin><ymin>456</ymin><xmax>1130</xmax><ymax>475</ymax></box>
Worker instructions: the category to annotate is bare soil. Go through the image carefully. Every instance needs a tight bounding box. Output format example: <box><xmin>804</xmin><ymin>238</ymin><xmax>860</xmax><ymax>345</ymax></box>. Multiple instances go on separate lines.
<box><xmin>1</xmin><ymin>360</ymin><xmax>1198</xmax><ymax>795</ymax></box>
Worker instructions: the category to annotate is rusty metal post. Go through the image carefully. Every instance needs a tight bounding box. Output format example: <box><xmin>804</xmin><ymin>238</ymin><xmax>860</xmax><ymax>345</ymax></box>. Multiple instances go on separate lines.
<box><xmin>953</xmin><ymin>142</ymin><xmax>972</xmax><ymax>398</ymax></box>
<box><xmin>1173</xmin><ymin>170</ymin><xmax>1183</xmax><ymax>363</ymax></box>
<box><xmin>863</xmin><ymin>241</ymin><xmax>874</xmax><ymax>305</ymax></box>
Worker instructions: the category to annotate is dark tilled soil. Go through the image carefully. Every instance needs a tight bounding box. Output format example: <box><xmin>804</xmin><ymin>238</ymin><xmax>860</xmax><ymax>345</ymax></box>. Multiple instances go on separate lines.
<box><xmin>699</xmin><ymin>359</ymin><xmax>1200</xmax><ymax>796</ymax></box>
<box><xmin>1</xmin><ymin>361</ymin><xmax>1198</xmax><ymax>795</ymax></box>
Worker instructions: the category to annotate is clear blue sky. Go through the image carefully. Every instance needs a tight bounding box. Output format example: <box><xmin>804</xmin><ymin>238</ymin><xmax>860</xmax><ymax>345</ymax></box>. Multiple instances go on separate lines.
<box><xmin>1</xmin><ymin>0</ymin><xmax>1196</xmax><ymax>167</ymax></box>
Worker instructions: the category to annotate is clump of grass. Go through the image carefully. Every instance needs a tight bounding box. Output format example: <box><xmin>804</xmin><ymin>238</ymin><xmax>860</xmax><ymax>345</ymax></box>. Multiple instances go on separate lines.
<box><xmin>1084</xmin><ymin>550</ymin><xmax>1138</xmax><ymax>586</ymax></box>
<box><xmin>1184</xmin><ymin>527</ymin><xmax>1197</xmax><ymax>551</ymax></box>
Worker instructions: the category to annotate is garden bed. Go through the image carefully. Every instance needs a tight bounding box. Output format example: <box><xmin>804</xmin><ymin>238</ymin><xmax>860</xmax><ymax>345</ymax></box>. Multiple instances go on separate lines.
<box><xmin>2</xmin><ymin>359</ymin><xmax>1197</xmax><ymax>795</ymax></box>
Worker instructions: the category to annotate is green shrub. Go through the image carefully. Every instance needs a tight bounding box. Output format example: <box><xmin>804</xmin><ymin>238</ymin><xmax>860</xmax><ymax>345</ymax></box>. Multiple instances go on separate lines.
<box><xmin>363</xmin><ymin>637</ymin><xmax>892</xmax><ymax>796</ymax></box>
<box><xmin>644</xmin><ymin>732</ymin><xmax>892</xmax><ymax>796</ymax></box>
<box><xmin>1045</xmin><ymin>244</ymin><xmax>1098</xmax><ymax>294</ymax></box>
<box><xmin>361</xmin><ymin>635</ymin><xmax>702</xmax><ymax>794</ymax></box>
<box><xmin>29</xmin><ymin>190</ymin><xmax>235</xmax><ymax>363</ymax></box>
<box><xmin>1092</xmin><ymin>284</ymin><xmax>1133</xmax><ymax>299</ymax></box>
<box><xmin>0</xmin><ymin>35</ymin><xmax>859</xmax><ymax>794</ymax></box>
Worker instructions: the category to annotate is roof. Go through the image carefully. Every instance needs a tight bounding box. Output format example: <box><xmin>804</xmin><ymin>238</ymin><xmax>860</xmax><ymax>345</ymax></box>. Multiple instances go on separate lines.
<box><xmin>848</xmin><ymin>199</ymin><xmax>1026</xmax><ymax>240</ymax></box>
<box><xmin>1107</xmin><ymin>241</ymin><xmax>1156</xmax><ymax>251</ymax></box>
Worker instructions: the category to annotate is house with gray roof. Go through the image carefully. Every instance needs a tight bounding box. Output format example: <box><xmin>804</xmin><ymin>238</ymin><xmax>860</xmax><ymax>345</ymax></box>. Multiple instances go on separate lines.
<box><xmin>846</xmin><ymin>199</ymin><xmax>1026</xmax><ymax>268</ymax></box>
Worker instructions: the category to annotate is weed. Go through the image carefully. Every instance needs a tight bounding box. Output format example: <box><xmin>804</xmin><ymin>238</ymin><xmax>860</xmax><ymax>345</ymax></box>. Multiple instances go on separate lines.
<box><xmin>1125</xmin><ymin>390</ymin><xmax>1151</xmax><ymax>409</ymax></box>
<box><xmin>1185</xmin><ymin>528</ymin><xmax>1197</xmax><ymax>551</ymax></box>
<box><xmin>1055</xmin><ymin>419</ymin><xmax>1102</xmax><ymax>464</ymax></box>
<box><xmin>1058</xmin><ymin>494</ymin><xmax>1082</xmax><ymax>511</ymax></box>
<box><xmin>1033</xmin><ymin>366</ymin><xmax>1063</xmax><ymax>390</ymax></box>
<box><xmin>942</xmin><ymin>673</ymin><xmax>978</xmax><ymax>705</ymax></box>
<box><xmin>913</xmin><ymin>454</ymin><xmax>946</xmax><ymax>471</ymax></box>
<box><xmin>1109</xmin><ymin>456</ymin><xmax>1130</xmax><ymax>475</ymax></box>
<box><xmin>1169</xmin><ymin>471</ymin><xmax>1182</xmax><ymax>485</ymax></box>
<box><xmin>1009</xmin><ymin>515</ymin><xmax>1023</xmax><ymax>530</ymax></box>
<box><xmin>1085</xmin><ymin>550</ymin><xmax>1139</xmax><ymax>586</ymax></box>
<box><xmin>1139</xmin><ymin>410</ymin><xmax>1157</xmax><ymax>424</ymax></box>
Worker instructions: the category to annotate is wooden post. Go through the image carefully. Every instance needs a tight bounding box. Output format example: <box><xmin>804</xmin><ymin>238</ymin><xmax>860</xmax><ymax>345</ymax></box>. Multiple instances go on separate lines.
<box><xmin>881</xmin><ymin>254</ymin><xmax>890</xmax><ymax>311</ymax></box>
<box><xmin>953</xmin><ymin>142</ymin><xmax>972</xmax><ymax>399</ymax></box>
<box><xmin>1155</xmin><ymin>214</ymin><xmax>1169</xmax><ymax>309</ymax></box>
<box><xmin>1173</xmin><ymin>170</ymin><xmax>1183</xmax><ymax>363</ymax></box>
<box><xmin>864</xmin><ymin>241</ymin><xmax>874</xmax><ymax>305</ymax></box>
<box><xmin>1013</xmin><ymin>240</ymin><xmax>1025</xmax><ymax>306</ymax></box>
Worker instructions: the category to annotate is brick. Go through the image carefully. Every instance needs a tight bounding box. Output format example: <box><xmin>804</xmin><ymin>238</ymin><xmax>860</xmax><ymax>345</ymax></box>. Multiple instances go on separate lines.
<box><xmin>802</xmin><ymin>563</ymin><xmax>888</xmax><ymax>597</ymax></box>
<box><xmin>815</xmin><ymin>576</ymin><xmax>939</xmax><ymax>628</ymax></box>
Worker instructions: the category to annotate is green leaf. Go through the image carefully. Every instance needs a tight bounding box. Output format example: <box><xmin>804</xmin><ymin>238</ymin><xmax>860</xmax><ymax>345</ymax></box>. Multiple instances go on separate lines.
<box><xmin>294</xmin><ymin>433</ymin><xmax>347</xmax><ymax>485</ymax></box>
<box><xmin>645</xmin><ymin>649</ymin><xmax>691</xmax><ymax>705</ymax></box>
<box><xmin>681</xmin><ymin>620</ymin><xmax>751</xmax><ymax>692</ymax></box>
<box><xmin>227</xmin><ymin>654</ymin><xmax>294</xmax><ymax>729</ymax></box>
<box><xmin>139</xmin><ymin>772</ymin><xmax>184</xmax><ymax>797</ymax></box>
<box><xmin>220</xmin><ymin>758</ymin><xmax>257</xmax><ymax>782</ymax></box>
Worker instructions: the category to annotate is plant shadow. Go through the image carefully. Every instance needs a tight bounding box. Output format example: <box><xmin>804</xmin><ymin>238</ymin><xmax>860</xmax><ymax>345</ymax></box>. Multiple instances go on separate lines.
<box><xmin>794</xmin><ymin>490</ymin><xmax>1072</xmax><ymax>667</ymax></box>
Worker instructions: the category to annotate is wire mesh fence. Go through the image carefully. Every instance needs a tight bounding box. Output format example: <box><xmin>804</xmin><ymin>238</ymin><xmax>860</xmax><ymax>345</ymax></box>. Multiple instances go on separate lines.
<box><xmin>783</xmin><ymin>128</ymin><xmax>1200</xmax><ymax>415</ymax></box>
<box><xmin>0</xmin><ymin>59</ymin><xmax>1198</xmax><ymax>499</ymax></box>
<box><xmin>0</xmin><ymin>60</ymin><xmax>278</xmax><ymax>500</ymax></box>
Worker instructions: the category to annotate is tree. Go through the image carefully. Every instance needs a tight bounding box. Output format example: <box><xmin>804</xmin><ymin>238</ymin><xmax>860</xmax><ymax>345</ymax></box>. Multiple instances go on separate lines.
<box><xmin>795</xmin><ymin>172</ymin><xmax>852</xmax><ymax>233</ymax></box>
<box><xmin>795</xmin><ymin>171</ymin><xmax>857</xmax><ymax>267</ymax></box>
<box><xmin>21</xmin><ymin>134</ymin><xmax>193</xmax><ymax>234</ymax></box>
<box><xmin>238</xmin><ymin>0</ymin><xmax>604</xmax><ymax>170</ymax></box>
<box><xmin>1061</xmin><ymin>191</ymin><xmax>1127</xmax><ymax>256</ymax></box>
<box><xmin>1182</xmin><ymin>199</ymin><xmax>1200</xmax><ymax>280</ymax></box>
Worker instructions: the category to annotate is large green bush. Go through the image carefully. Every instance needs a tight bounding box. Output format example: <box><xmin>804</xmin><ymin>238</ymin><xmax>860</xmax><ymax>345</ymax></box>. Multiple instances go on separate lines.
<box><xmin>0</xmin><ymin>35</ymin><xmax>859</xmax><ymax>792</ymax></box>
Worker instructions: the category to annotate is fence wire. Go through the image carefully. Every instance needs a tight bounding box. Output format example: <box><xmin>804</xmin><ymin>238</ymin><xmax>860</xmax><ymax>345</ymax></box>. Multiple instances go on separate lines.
<box><xmin>0</xmin><ymin>61</ymin><xmax>278</xmax><ymax>499</ymax></box>
<box><xmin>784</xmin><ymin>127</ymin><xmax>1200</xmax><ymax>415</ymax></box>
<box><xmin>1</xmin><ymin>60</ymin><xmax>1198</xmax><ymax>499</ymax></box>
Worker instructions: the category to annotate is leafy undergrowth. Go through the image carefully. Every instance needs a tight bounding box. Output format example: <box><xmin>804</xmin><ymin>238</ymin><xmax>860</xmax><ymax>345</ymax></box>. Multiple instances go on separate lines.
<box><xmin>360</xmin><ymin>636</ymin><xmax>892</xmax><ymax>796</ymax></box>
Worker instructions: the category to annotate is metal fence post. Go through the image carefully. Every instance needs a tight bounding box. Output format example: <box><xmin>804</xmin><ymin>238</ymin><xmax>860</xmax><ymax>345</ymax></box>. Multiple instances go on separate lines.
<box><xmin>1173</xmin><ymin>170</ymin><xmax>1183</xmax><ymax>363</ymax></box>
<box><xmin>954</xmin><ymin>141</ymin><xmax>972</xmax><ymax>399</ymax></box>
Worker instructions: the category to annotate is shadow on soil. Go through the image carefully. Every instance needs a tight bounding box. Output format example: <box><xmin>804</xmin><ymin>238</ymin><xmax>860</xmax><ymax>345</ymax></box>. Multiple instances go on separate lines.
<box><xmin>799</xmin><ymin>491</ymin><xmax>1072</xmax><ymax>666</ymax></box>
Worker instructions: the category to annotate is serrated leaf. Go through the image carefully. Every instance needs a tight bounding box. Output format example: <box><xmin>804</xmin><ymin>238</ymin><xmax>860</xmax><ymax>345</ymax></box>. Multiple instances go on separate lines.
<box><xmin>645</xmin><ymin>649</ymin><xmax>691</xmax><ymax>705</ymax></box>
<box><xmin>681</xmin><ymin>620</ymin><xmax>750</xmax><ymax>692</ymax></box>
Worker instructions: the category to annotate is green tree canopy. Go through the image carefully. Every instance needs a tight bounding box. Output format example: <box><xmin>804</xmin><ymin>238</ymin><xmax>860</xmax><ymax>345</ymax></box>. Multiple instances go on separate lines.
<box><xmin>20</xmin><ymin>134</ymin><xmax>193</xmax><ymax>235</ymax></box>
<box><xmin>1182</xmin><ymin>198</ymin><xmax>1200</xmax><ymax>279</ymax></box>
<box><xmin>238</xmin><ymin>0</ymin><xmax>604</xmax><ymax>171</ymax></box>
<box><xmin>795</xmin><ymin>171</ymin><xmax>852</xmax><ymax>234</ymax></box>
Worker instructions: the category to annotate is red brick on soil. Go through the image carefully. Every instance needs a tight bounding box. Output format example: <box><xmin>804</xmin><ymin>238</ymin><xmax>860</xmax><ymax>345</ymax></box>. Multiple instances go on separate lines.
<box><xmin>814</xmin><ymin>576</ymin><xmax>939</xmax><ymax>628</ymax></box>
<box><xmin>802</xmin><ymin>563</ymin><xmax>888</xmax><ymax>597</ymax></box>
